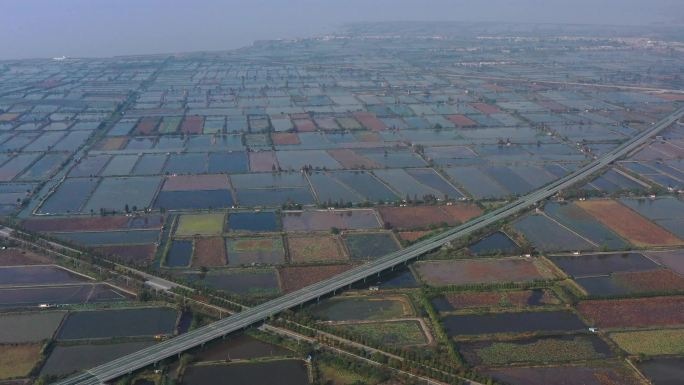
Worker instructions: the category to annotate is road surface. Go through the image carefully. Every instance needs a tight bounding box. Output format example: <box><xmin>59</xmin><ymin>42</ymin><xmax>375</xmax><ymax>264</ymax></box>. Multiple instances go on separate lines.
<box><xmin>54</xmin><ymin>107</ymin><xmax>684</xmax><ymax>385</ymax></box>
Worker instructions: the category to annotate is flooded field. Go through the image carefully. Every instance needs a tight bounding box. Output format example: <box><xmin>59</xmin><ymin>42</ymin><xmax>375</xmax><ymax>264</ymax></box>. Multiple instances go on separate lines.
<box><xmin>181</xmin><ymin>360</ymin><xmax>309</xmax><ymax>385</ymax></box>
<box><xmin>443</xmin><ymin>310</ymin><xmax>586</xmax><ymax>337</ymax></box>
<box><xmin>57</xmin><ymin>307</ymin><xmax>177</xmax><ymax>340</ymax></box>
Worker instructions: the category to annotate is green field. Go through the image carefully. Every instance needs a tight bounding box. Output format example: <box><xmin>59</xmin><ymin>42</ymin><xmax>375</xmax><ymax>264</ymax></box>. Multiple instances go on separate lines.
<box><xmin>335</xmin><ymin>320</ymin><xmax>427</xmax><ymax>347</ymax></box>
<box><xmin>0</xmin><ymin>344</ymin><xmax>42</xmax><ymax>379</ymax></box>
<box><xmin>159</xmin><ymin>116</ymin><xmax>182</xmax><ymax>134</ymax></box>
<box><xmin>310</xmin><ymin>296</ymin><xmax>409</xmax><ymax>321</ymax></box>
<box><xmin>175</xmin><ymin>213</ymin><xmax>225</xmax><ymax>236</ymax></box>
<box><xmin>466</xmin><ymin>335</ymin><xmax>609</xmax><ymax>366</ymax></box>
<box><xmin>610</xmin><ymin>329</ymin><xmax>684</xmax><ymax>355</ymax></box>
<box><xmin>319</xmin><ymin>363</ymin><xmax>368</xmax><ymax>385</ymax></box>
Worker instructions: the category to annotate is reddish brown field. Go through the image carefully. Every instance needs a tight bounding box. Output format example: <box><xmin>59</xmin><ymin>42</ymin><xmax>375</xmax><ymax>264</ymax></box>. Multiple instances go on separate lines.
<box><xmin>192</xmin><ymin>237</ymin><xmax>227</xmax><ymax>267</ymax></box>
<box><xmin>25</xmin><ymin>215</ymin><xmax>159</xmax><ymax>232</ymax></box>
<box><xmin>537</xmin><ymin>99</ymin><xmax>569</xmax><ymax>112</ymax></box>
<box><xmin>0</xmin><ymin>113</ymin><xmax>19</xmax><ymax>122</ymax></box>
<box><xmin>415</xmin><ymin>257</ymin><xmax>551</xmax><ymax>286</ymax></box>
<box><xmin>162</xmin><ymin>174</ymin><xmax>230</xmax><ymax>191</ymax></box>
<box><xmin>93</xmin><ymin>137</ymin><xmax>128</xmax><ymax>151</ymax></box>
<box><xmin>469</xmin><ymin>103</ymin><xmax>502</xmax><ymax>114</ymax></box>
<box><xmin>287</xmin><ymin>235</ymin><xmax>347</xmax><ymax>263</ymax></box>
<box><xmin>378</xmin><ymin>204</ymin><xmax>481</xmax><ymax>230</ymax></box>
<box><xmin>326</xmin><ymin>149</ymin><xmax>380</xmax><ymax>169</ymax></box>
<box><xmin>577</xmin><ymin>200</ymin><xmax>683</xmax><ymax>246</ymax></box>
<box><xmin>134</xmin><ymin>117</ymin><xmax>159</xmax><ymax>135</ymax></box>
<box><xmin>293</xmin><ymin>119</ymin><xmax>316</xmax><ymax>132</ymax></box>
<box><xmin>441</xmin><ymin>290</ymin><xmax>558</xmax><ymax>309</ymax></box>
<box><xmin>180</xmin><ymin>116</ymin><xmax>204</xmax><ymax>134</ymax></box>
<box><xmin>278</xmin><ymin>264</ymin><xmax>353</xmax><ymax>293</ymax></box>
<box><xmin>271</xmin><ymin>132</ymin><xmax>300</xmax><ymax>145</ymax></box>
<box><xmin>0</xmin><ymin>248</ymin><xmax>52</xmax><ymax>266</ymax></box>
<box><xmin>92</xmin><ymin>244</ymin><xmax>157</xmax><ymax>264</ymax></box>
<box><xmin>249</xmin><ymin>151</ymin><xmax>279</xmax><ymax>172</ymax></box>
<box><xmin>355</xmin><ymin>131</ymin><xmax>381</xmax><ymax>142</ymax></box>
<box><xmin>577</xmin><ymin>296</ymin><xmax>684</xmax><ymax>328</ymax></box>
<box><xmin>398</xmin><ymin>231</ymin><xmax>431</xmax><ymax>242</ymax></box>
<box><xmin>613</xmin><ymin>269</ymin><xmax>684</xmax><ymax>293</ymax></box>
<box><xmin>656</xmin><ymin>93</ymin><xmax>684</xmax><ymax>101</ymax></box>
<box><xmin>353</xmin><ymin>112</ymin><xmax>387</xmax><ymax>131</ymax></box>
<box><xmin>447</xmin><ymin>114</ymin><xmax>477</xmax><ymax>127</ymax></box>
<box><xmin>483</xmin><ymin>83</ymin><xmax>510</xmax><ymax>92</ymax></box>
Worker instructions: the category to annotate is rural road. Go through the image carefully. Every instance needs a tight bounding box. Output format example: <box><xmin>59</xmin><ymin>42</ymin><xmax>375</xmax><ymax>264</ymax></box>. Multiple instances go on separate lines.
<box><xmin>54</xmin><ymin>106</ymin><xmax>684</xmax><ymax>385</ymax></box>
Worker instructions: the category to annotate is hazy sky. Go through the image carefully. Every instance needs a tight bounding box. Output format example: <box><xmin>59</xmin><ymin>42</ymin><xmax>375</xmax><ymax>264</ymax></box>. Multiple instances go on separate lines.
<box><xmin>1</xmin><ymin>0</ymin><xmax>682</xmax><ymax>60</ymax></box>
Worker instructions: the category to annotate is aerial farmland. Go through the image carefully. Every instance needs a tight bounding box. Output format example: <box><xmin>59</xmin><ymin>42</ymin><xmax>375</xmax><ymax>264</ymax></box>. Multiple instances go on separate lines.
<box><xmin>0</xmin><ymin>20</ymin><xmax>683</xmax><ymax>385</ymax></box>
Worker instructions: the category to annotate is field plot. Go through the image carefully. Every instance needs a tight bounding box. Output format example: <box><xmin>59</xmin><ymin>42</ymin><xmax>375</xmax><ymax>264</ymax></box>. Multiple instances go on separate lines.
<box><xmin>646</xmin><ymin>249</ymin><xmax>684</xmax><ymax>275</ymax></box>
<box><xmin>22</xmin><ymin>215</ymin><xmax>162</xmax><ymax>232</ymax></box>
<box><xmin>544</xmin><ymin>202</ymin><xmax>629</xmax><ymax>249</ymax></box>
<box><xmin>459</xmin><ymin>334</ymin><xmax>612</xmax><ymax>366</ymax></box>
<box><xmin>468</xmin><ymin>232</ymin><xmax>521</xmax><ymax>256</ymax></box>
<box><xmin>576</xmin><ymin>199</ymin><xmax>683</xmax><ymax>246</ymax></box>
<box><xmin>343</xmin><ymin>232</ymin><xmax>400</xmax><ymax>261</ymax></box>
<box><xmin>163</xmin><ymin>174</ymin><xmax>230</xmax><ymax>191</ymax></box>
<box><xmin>53</xmin><ymin>229</ymin><xmax>159</xmax><ymax>246</ymax></box>
<box><xmin>156</xmin><ymin>174</ymin><xmax>234</xmax><ymax>209</ymax></box>
<box><xmin>610</xmin><ymin>328</ymin><xmax>684</xmax><ymax>355</ymax></box>
<box><xmin>287</xmin><ymin>235</ymin><xmax>347</xmax><ymax>263</ymax></box>
<box><xmin>483</xmin><ymin>364</ymin><xmax>645</xmax><ymax>385</ymax></box>
<box><xmin>308</xmin><ymin>172</ymin><xmax>364</xmax><ymax>204</ymax></box>
<box><xmin>82</xmin><ymin>176</ymin><xmax>162</xmax><ymax>213</ymax></box>
<box><xmin>181</xmin><ymin>116</ymin><xmax>204</xmax><ymax>134</ymax></box>
<box><xmin>548</xmin><ymin>252</ymin><xmax>658</xmax><ymax>277</ymax></box>
<box><xmin>327</xmin><ymin>149</ymin><xmax>379</xmax><ymax>169</ymax></box>
<box><xmin>57</xmin><ymin>307</ymin><xmax>177</xmax><ymax>340</ymax></box>
<box><xmin>38</xmin><ymin>177</ymin><xmax>99</xmax><ymax>214</ymax></box>
<box><xmin>181</xmin><ymin>360</ymin><xmax>309</xmax><ymax>385</ymax></box>
<box><xmin>226</xmin><ymin>237</ymin><xmax>285</xmax><ymax>265</ymax></box>
<box><xmin>282</xmin><ymin>209</ymin><xmax>380</xmax><ymax>231</ymax></box>
<box><xmin>186</xmin><ymin>269</ymin><xmax>280</xmax><ymax>296</ymax></box>
<box><xmin>40</xmin><ymin>341</ymin><xmax>156</xmax><ymax>377</ymax></box>
<box><xmin>208</xmin><ymin>152</ymin><xmax>248</xmax><ymax>174</ymax></box>
<box><xmin>0</xmin><ymin>344</ymin><xmax>42</xmax><ymax>379</ymax></box>
<box><xmin>248</xmin><ymin>151</ymin><xmax>278</xmax><ymax>172</ymax></box>
<box><xmin>0</xmin><ymin>283</ymin><xmax>129</xmax><ymax>308</ymax></box>
<box><xmin>577</xmin><ymin>296</ymin><xmax>684</xmax><ymax>328</ymax></box>
<box><xmin>134</xmin><ymin>117</ymin><xmax>159</xmax><ymax>135</ymax></box>
<box><xmin>0</xmin><ymin>312</ymin><xmax>65</xmax><ymax>343</ymax></box>
<box><xmin>575</xmin><ymin>269</ymin><xmax>684</xmax><ymax>297</ymax></box>
<box><xmin>192</xmin><ymin>334</ymin><xmax>292</xmax><ymax>362</ymax></box>
<box><xmin>0</xmin><ymin>248</ymin><xmax>52</xmax><ymax>266</ymax></box>
<box><xmin>620</xmin><ymin>196</ymin><xmax>684</xmax><ymax>239</ymax></box>
<box><xmin>310</xmin><ymin>295</ymin><xmax>411</xmax><ymax>321</ymax></box>
<box><xmin>228</xmin><ymin>211</ymin><xmax>279</xmax><ymax>232</ymax></box>
<box><xmin>192</xmin><ymin>237</ymin><xmax>227</xmax><ymax>267</ymax></box>
<box><xmin>175</xmin><ymin>213</ymin><xmax>225</xmax><ymax>236</ymax></box>
<box><xmin>443</xmin><ymin>310</ymin><xmax>586</xmax><ymax>337</ymax></box>
<box><xmin>165</xmin><ymin>240</ymin><xmax>193</xmax><ymax>267</ymax></box>
<box><xmin>279</xmin><ymin>264</ymin><xmax>353</xmax><ymax>293</ymax></box>
<box><xmin>92</xmin><ymin>244</ymin><xmax>158</xmax><ymax>264</ymax></box>
<box><xmin>414</xmin><ymin>258</ymin><xmax>552</xmax><ymax>286</ymax></box>
<box><xmin>377</xmin><ymin>204</ymin><xmax>481</xmax><ymax>230</ymax></box>
<box><xmin>513</xmin><ymin>214</ymin><xmax>594</xmax><ymax>252</ymax></box>
<box><xmin>334</xmin><ymin>320</ymin><xmax>428</xmax><ymax>347</ymax></box>
<box><xmin>329</xmin><ymin>171</ymin><xmax>398</xmax><ymax>202</ymax></box>
<box><xmin>0</xmin><ymin>265</ymin><xmax>87</xmax><ymax>286</ymax></box>
<box><xmin>431</xmin><ymin>289</ymin><xmax>559</xmax><ymax>312</ymax></box>
<box><xmin>637</xmin><ymin>356</ymin><xmax>684</xmax><ymax>385</ymax></box>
